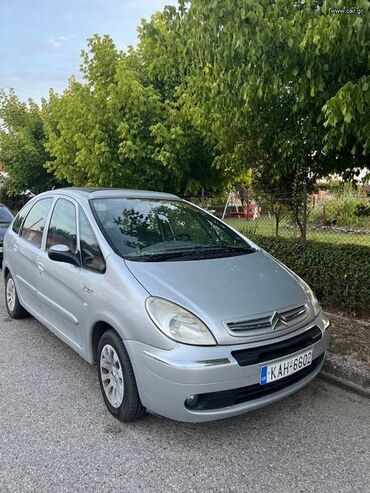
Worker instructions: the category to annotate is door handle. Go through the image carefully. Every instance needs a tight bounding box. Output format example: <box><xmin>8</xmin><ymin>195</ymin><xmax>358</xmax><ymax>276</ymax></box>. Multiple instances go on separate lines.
<box><xmin>13</xmin><ymin>244</ymin><xmax>18</xmax><ymax>252</ymax></box>
<box><xmin>37</xmin><ymin>261</ymin><xmax>45</xmax><ymax>272</ymax></box>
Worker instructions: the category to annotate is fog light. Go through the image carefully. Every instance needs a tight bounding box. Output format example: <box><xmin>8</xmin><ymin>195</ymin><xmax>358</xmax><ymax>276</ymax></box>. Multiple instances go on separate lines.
<box><xmin>185</xmin><ymin>395</ymin><xmax>199</xmax><ymax>409</ymax></box>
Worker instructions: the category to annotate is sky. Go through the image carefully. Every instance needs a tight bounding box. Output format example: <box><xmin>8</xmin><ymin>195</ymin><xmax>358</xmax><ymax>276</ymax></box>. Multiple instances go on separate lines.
<box><xmin>0</xmin><ymin>0</ymin><xmax>177</xmax><ymax>102</ymax></box>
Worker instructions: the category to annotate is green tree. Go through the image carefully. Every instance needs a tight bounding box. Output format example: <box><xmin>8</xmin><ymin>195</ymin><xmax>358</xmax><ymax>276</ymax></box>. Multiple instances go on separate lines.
<box><xmin>148</xmin><ymin>0</ymin><xmax>368</xmax><ymax>235</ymax></box>
<box><xmin>169</xmin><ymin>0</ymin><xmax>369</xmax><ymax>178</ymax></box>
<box><xmin>297</xmin><ymin>2</ymin><xmax>370</xmax><ymax>164</ymax></box>
<box><xmin>43</xmin><ymin>35</ymin><xmax>169</xmax><ymax>190</ymax></box>
<box><xmin>43</xmin><ymin>34</ymin><xmax>223</xmax><ymax>195</ymax></box>
<box><xmin>136</xmin><ymin>10</ymin><xmax>227</xmax><ymax>194</ymax></box>
<box><xmin>0</xmin><ymin>90</ymin><xmax>59</xmax><ymax>195</ymax></box>
<box><xmin>5</xmin><ymin>1</ymin><xmax>368</xmax><ymax>201</ymax></box>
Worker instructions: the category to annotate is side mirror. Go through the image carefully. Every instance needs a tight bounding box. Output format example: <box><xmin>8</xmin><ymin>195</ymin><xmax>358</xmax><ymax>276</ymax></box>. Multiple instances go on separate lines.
<box><xmin>48</xmin><ymin>244</ymin><xmax>81</xmax><ymax>267</ymax></box>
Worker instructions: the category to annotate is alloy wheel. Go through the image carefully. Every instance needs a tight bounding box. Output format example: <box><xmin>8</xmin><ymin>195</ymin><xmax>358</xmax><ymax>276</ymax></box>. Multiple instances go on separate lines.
<box><xmin>100</xmin><ymin>344</ymin><xmax>124</xmax><ymax>408</ymax></box>
<box><xmin>6</xmin><ymin>277</ymin><xmax>16</xmax><ymax>312</ymax></box>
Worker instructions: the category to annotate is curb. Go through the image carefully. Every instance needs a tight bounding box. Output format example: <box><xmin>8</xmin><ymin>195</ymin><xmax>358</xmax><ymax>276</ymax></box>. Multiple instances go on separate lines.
<box><xmin>321</xmin><ymin>351</ymin><xmax>370</xmax><ymax>398</ymax></box>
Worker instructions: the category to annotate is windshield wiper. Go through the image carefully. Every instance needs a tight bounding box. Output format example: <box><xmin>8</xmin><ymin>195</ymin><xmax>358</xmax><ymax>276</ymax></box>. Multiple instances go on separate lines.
<box><xmin>210</xmin><ymin>245</ymin><xmax>256</xmax><ymax>253</ymax></box>
<box><xmin>128</xmin><ymin>250</ymin><xmax>202</xmax><ymax>262</ymax></box>
<box><xmin>127</xmin><ymin>245</ymin><xmax>256</xmax><ymax>262</ymax></box>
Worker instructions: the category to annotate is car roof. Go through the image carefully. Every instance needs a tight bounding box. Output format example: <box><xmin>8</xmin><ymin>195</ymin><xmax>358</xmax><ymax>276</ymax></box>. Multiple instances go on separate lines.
<box><xmin>39</xmin><ymin>187</ymin><xmax>180</xmax><ymax>201</ymax></box>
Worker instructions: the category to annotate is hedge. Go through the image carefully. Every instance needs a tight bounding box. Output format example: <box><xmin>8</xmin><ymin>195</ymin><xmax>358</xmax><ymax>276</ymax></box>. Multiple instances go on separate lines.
<box><xmin>249</xmin><ymin>235</ymin><xmax>370</xmax><ymax>315</ymax></box>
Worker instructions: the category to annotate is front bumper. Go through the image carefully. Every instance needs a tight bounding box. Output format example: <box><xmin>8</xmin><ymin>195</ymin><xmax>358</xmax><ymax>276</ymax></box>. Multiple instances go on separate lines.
<box><xmin>126</xmin><ymin>315</ymin><xmax>331</xmax><ymax>422</ymax></box>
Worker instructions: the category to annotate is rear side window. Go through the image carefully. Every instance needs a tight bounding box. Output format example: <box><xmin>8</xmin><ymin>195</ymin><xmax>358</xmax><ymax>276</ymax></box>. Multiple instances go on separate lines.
<box><xmin>79</xmin><ymin>209</ymin><xmax>105</xmax><ymax>273</ymax></box>
<box><xmin>12</xmin><ymin>202</ymin><xmax>33</xmax><ymax>234</ymax></box>
<box><xmin>47</xmin><ymin>199</ymin><xmax>77</xmax><ymax>252</ymax></box>
<box><xmin>21</xmin><ymin>198</ymin><xmax>53</xmax><ymax>247</ymax></box>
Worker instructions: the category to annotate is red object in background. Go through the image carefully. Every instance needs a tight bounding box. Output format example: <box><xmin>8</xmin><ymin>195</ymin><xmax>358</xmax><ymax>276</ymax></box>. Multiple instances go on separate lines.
<box><xmin>229</xmin><ymin>203</ymin><xmax>254</xmax><ymax>218</ymax></box>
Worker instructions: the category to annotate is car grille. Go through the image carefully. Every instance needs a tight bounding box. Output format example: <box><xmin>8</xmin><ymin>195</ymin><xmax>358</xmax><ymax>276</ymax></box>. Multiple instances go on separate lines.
<box><xmin>185</xmin><ymin>353</ymin><xmax>325</xmax><ymax>411</ymax></box>
<box><xmin>226</xmin><ymin>304</ymin><xmax>309</xmax><ymax>333</ymax></box>
<box><xmin>231</xmin><ymin>325</ymin><xmax>322</xmax><ymax>367</ymax></box>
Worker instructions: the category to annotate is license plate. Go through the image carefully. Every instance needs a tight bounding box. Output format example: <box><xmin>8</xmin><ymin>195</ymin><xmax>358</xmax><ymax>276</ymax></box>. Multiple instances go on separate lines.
<box><xmin>260</xmin><ymin>348</ymin><xmax>313</xmax><ymax>385</ymax></box>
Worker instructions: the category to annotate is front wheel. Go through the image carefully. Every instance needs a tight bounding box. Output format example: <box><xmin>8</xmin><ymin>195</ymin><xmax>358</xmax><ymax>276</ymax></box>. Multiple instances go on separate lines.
<box><xmin>97</xmin><ymin>330</ymin><xmax>145</xmax><ymax>422</ymax></box>
<box><xmin>5</xmin><ymin>272</ymin><xmax>28</xmax><ymax>319</ymax></box>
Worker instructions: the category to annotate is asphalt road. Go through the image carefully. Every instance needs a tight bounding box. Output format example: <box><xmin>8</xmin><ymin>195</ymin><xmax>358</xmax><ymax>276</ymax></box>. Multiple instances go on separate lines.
<box><xmin>0</xmin><ymin>275</ymin><xmax>369</xmax><ymax>493</ymax></box>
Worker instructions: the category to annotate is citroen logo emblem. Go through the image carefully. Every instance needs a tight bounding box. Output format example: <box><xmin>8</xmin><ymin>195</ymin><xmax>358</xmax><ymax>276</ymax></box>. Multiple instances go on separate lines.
<box><xmin>270</xmin><ymin>311</ymin><xmax>288</xmax><ymax>331</ymax></box>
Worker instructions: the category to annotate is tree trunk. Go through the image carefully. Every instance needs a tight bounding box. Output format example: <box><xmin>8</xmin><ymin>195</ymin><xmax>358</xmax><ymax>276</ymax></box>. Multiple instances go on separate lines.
<box><xmin>275</xmin><ymin>214</ymin><xmax>280</xmax><ymax>237</ymax></box>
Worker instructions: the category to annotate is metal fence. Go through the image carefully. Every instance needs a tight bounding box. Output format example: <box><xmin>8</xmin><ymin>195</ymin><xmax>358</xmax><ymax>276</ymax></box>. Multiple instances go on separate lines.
<box><xmin>184</xmin><ymin>191</ymin><xmax>370</xmax><ymax>248</ymax></box>
<box><xmin>2</xmin><ymin>192</ymin><xmax>369</xmax><ymax>249</ymax></box>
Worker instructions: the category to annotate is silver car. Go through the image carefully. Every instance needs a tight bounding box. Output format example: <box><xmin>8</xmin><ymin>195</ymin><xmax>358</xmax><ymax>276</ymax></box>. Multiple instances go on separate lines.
<box><xmin>3</xmin><ymin>188</ymin><xmax>331</xmax><ymax>422</ymax></box>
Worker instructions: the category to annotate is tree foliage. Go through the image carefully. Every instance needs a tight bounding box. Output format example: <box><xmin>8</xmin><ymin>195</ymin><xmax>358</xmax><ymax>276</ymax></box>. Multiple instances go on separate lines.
<box><xmin>170</xmin><ymin>0</ymin><xmax>369</xmax><ymax>179</ymax></box>
<box><xmin>0</xmin><ymin>90</ymin><xmax>59</xmax><ymax>195</ymax></box>
<box><xmin>0</xmin><ymin>1</ymin><xmax>368</xmax><ymax>197</ymax></box>
<box><xmin>43</xmin><ymin>34</ymin><xmax>224</xmax><ymax>195</ymax></box>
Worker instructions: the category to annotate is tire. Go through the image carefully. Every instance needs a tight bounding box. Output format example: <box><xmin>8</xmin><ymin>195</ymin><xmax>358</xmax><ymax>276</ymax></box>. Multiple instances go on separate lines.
<box><xmin>97</xmin><ymin>330</ymin><xmax>145</xmax><ymax>422</ymax></box>
<box><xmin>5</xmin><ymin>272</ymin><xmax>28</xmax><ymax>319</ymax></box>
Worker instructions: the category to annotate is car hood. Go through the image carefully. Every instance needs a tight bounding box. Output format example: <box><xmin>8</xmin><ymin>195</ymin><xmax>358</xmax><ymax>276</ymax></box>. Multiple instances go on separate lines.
<box><xmin>126</xmin><ymin>250</ymin><xmax>311</xmax><ymax>345</ymax></box>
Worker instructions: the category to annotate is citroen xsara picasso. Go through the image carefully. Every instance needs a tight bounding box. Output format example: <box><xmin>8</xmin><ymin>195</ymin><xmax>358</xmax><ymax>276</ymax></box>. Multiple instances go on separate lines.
<box><xmin>3</xmin><ymin>188</ymin><xmax>331</xmax><ymax>422</ymax></box>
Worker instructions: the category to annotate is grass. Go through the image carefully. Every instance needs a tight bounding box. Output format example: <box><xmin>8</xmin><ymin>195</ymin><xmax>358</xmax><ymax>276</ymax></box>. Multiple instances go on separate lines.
<box><xmin>225</xmin><ymin>216</ymin><xmax>370</xmax><ymax>247</ymax></box>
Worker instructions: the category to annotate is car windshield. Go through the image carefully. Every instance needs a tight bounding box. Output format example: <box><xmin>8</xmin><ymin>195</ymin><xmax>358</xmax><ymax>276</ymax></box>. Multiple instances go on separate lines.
<box><xmin>90</xmin><ymin>198</ymin><xmax>255</xmax><ymax>261</ymax></box>
<box><xmin>0</xmin><ymin>206</ymin><xmax>14</xmax><ymax>223</ymax></box>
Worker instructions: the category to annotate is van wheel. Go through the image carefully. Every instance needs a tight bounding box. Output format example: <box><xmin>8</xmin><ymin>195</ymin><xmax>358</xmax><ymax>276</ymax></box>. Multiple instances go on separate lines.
<box><xmin>5</xmin><ymin>272</ymin><xmax>28</xmax><ymax>319</ymax></box>
<box><xmin>97</xmin><ymin>330</ymin><xmax>145</xmax><ymax>422</ymax></box>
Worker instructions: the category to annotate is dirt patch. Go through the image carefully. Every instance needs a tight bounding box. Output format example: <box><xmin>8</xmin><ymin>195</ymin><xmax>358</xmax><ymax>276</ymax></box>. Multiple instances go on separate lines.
<box><xmin>326</xmin><ymin>311</ymin><xmax>370</xmax><ymax>365</ymax></box>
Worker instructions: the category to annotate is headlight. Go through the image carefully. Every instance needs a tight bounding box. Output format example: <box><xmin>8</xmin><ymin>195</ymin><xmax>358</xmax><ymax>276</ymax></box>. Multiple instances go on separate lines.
<box><xmin>146</xmin><ymin>297</ymin><xmax>217</xmax><ymax>346</ymax></box>
<box><xmin>301</xmin><ymin>280</ymin><xmax>321</xmax><ymax>317</ymax></box>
